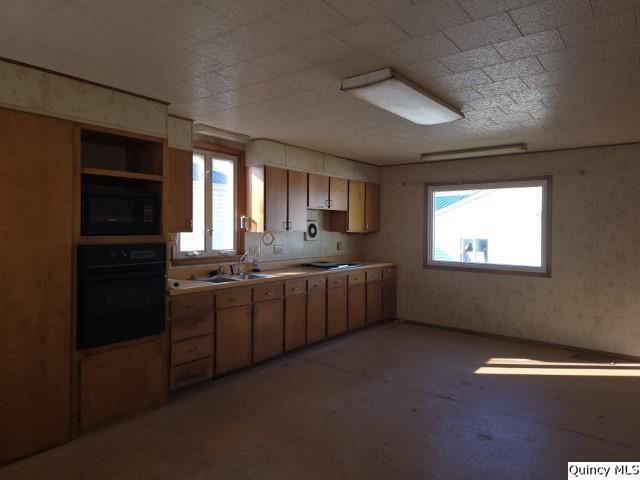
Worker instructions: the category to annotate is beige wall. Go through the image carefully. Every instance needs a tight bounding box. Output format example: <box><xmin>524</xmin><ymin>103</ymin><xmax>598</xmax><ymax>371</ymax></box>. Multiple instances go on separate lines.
<box><xmin>364</xmin><ymin>143</ymin><xmax>640</xmax><ymax>357</ymax></box>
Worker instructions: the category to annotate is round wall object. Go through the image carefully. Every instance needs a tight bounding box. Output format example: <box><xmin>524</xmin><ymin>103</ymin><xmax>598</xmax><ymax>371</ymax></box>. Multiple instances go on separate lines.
<box><xmin>261</xmin><ymin>231</ymin><xmax>275</xmax><ymax>246</ymax></box>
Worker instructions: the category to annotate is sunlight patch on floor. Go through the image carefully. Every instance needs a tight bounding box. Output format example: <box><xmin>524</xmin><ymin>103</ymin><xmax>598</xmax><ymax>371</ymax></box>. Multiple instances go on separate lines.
<box><xmin>475</xmin><ymin>357</ymin><xmax>640</xmax><ymax>377</ymax></box>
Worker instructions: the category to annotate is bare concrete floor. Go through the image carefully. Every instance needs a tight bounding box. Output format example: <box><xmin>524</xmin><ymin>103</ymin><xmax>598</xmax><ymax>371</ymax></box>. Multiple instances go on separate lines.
<box><xmin>2</xmin><ymin>322</ymin><xmax>639</xmax><ymax>480</ymax></box>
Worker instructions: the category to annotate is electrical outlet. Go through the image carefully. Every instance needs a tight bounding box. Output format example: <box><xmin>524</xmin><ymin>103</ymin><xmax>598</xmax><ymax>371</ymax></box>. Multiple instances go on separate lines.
<box><xmin>273</xmin><ymin>245</ymin><xmax>283</xmax><ymax>255</ymax></box>
<box><xmin>336</xmin><ymin>241</ymin><xmax>343</xmax><ymax>251</ymax></box>
<box><xmin>248</xmin><ymin>245</ymin><xmax>260</xmax><ymax>257</ymax></box>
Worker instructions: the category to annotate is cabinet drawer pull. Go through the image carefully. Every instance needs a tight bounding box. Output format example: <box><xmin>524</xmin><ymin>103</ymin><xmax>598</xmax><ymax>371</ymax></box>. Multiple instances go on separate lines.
<box><xmin>186</xmin><ymin>304</ymin><xmax>200</xmax><ymax>309</ymax></box>
<box><xmin>292</xmin><ymin>287</ymin><xmax>300</xmax><ymax>291</ymax></box>
<box><xmin>265</xmin><ymin>291</ymin><xmax>274</xmax><ymax>296</ymax></box>
<box><xmin>186</xmin><ymin>347</ymin><xmax>198</xmax><ymax>354</ymax></box>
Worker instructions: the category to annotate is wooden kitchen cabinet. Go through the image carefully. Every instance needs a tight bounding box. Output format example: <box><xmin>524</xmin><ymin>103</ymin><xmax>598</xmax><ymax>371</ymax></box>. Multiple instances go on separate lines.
<box><xmin>348</xmin><ymin>272</ymin><xmax>366</xmax><ymax>330</ymax></box>
<box><xmin>247</xmin><ymin>165</ymin><xmax>307</xmax><ymax>232</ymax></box>
<box><xmin>79</xmin><ymin>340</ymin><xmax>167</xmax><ymax>432</ymax></box>
<box><xmin>285</xmin><ymin>280</ymin><xmax>307</xmax><ymax>351</ymax></box>
<box><xmin>383</xmin><ymin>267</ymin><xmax>397</xmax><ymax>321</ymax></box>
<box><xmin>216</xmin><ymin>305</ymin><xmax>252</xmax><ymax>375</ymax></box>
<box><xmin>327</xmin><ymin>277</ymin><xmax>348</xmax><ymax>337</ymax></box>
<box><xmin>329</xmin><ymin>180</ymin><xmax>381</xmax><ymax>233</ymax></box>
<box><xmin>308</xmin><ymin>173</ymin><xmax>348</xmax><ymax>211</ymax></box>
<box><xmin>366</xmin><ymin>270</ymin><xmax>383</xmax><ymax>324</ymax></box>
<box><xmin>307</xmin><ymin>282</ymin><xmax>327</xmax><ymax>343</ymax></box>
<box><xmin>166</xmin><ymin>147</ymin><xmax>193</xmax><ymax>233</ymax></box>
<box><xmin>253</xmin><ymin>298</ymin><xmax>284</xmax><ymax>362</ymax></box>
<box><xmin>0</xmin><ymin>109</ymin><xmax>73</xmax><ymax>464</ymax></box>
<box><xmin>365</xmin><ymin>182</ymin><xmax>380</xmax><ymax>233</ymax></box>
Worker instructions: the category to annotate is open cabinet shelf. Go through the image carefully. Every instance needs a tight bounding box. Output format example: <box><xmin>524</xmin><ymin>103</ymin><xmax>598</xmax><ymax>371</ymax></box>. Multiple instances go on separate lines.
<box><xmin>80</xmin><ymin>167</ymin><xmax>163</xmax><ymax>182</ymax></box>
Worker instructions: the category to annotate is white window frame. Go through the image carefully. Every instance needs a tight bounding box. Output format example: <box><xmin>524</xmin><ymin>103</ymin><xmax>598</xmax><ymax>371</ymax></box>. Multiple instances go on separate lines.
<box><xmin>424</xmin><ymin>177</ymin><xmax>551</xmax><ymax>276</ymax></box>
<box><xmin>175</xmin><ymin>150</ymin><xmax>238</xmax><ymax>259</ymax></box>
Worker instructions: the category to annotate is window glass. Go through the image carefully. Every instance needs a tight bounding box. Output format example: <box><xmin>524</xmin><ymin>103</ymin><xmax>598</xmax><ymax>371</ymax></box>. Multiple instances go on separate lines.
<box><xmin>427</xmin><ymin>179</ymin><xmax>548</xmax><ymax>273</ymax></box>
<box><xmin>179</xmin><ymin>153</ymin><xmax>205</xmax><ymax>252</ymax></box>
<box><xmin>211</xmin><ymin>158</ymin><xmax>235</xmax><ymax>251</ymax></box>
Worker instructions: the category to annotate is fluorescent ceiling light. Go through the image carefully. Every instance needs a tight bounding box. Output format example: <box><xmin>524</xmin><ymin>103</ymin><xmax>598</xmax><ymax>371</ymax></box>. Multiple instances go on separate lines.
<box><xmin>341</xmin><ymin>68</ymin><xmax>463</xmax><ymax>125</ymax></box>
<box><xmin>421</xmin><ymin>143</ymin><xmax>528</xmax><ymax>162</ymax></box>
<box><xmin>193</xmin><ymin>123</ymin><xmax>250</xmax><ymax>143</ymax></box>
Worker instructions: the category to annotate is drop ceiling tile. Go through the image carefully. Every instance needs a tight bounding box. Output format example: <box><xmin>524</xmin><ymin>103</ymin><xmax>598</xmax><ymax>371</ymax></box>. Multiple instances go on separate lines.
<box><xmin>521</xmin><ymin>68</ymin><xmax>577</xmax><ymax>88</ymax></box>
<box><xmin>389</xmin><ymin>32</ymin><xmax>460</xmax><ymax>65</ymax></box>
<box><xmin>287</xmin><ymin>34</ymin><xmax>358</xmax><ymax>63</ymax></box>
<box><xmin>510</xmin><ymin>0</ymin><xmax>593</xmax><ymax>35</ymax></box>
<box><xmin>0</xmin><ymin>20</ymin><xmax>21</xmax><ymax>45</ymax></box>
<box><xmin>483</xmin><ymin>57</ymin><xmax>544</xmax><ymax>81</ymax></box>
<box><xmin>219</xmin><ymin>61</ymin><xmax>278</xmax><ymax>85</ymax></box>
<box><xmin>494</xmin><ymin>29</ymin><xmax>566</xmax><ymax>60</ymax></box>
<box><xmin>440</xmin><ymin>46</ymin><xmax>505</xmax><ymax>73</ymax></box>
<box><xmin>476</xmin><ymin>77</ymin><xmax>530</xmax><ymax>95</ymax></box>
<box><xmin>601</xmin><ymin>33</ymin><xmax>640</xmax><ymax>61</ymax></box>
<box><xmin>402</xmin><ymin>60</ymin><xmax>451</xmax><ymax>83</ymax></box>
<box><xmin>466</xmin><ymin>94</ymin><xmax>516</xmax><ymax>110</ymax></box>
<box><xmin>323</xmin><ymin>0</ymin><xmax>413</xmax><ymax>23</ymax></box>
<box><xmin>590</xmin><ymin>0</ymin><xmax>640</xmax><ymax>16</ymax></box>
<box><xmin>19</xmin><ymin>22</ymin><xmax>105</xmax><ymax>57</ymax></box>
<box><xmin>251</xmin><ymin>50</ymin><xmax>312</xmax><ymax>75</ymax></box>
<box><xmin>229</xmin><ymin>18</ymin><xmax>299</xmax><ymax>53</ymax></box>
<box><xmin>386</xmin><ymin>1</ymin><xmax>470</xmax><ymax>38</ymax></box>
<box><xmin>434</xmin><ymin>69</ymin><xmax>493</xmax><ymax>89</ymax></box>
<box><xmin>559</xmin><ymin>10</ymin><xmax>637</xmax><ymax>47</ymax></box>
<box><xmin>203</xmin><ymin>89</ymin><xmax>261</xmax><ymax>107</ymax></box>
<box><xmin>205</xmin><ymin>0</ymin><xmax>290</xmax><ymax>25</ymax></box>
<box><xmin>334</xmin><ymin>16</ymin><xmax>410</xmax><ymax>51</ymax></box>
<box><xmin>457</xmin><ymin>0</ymin><xmax>544</xmax><ymax>19</ymax></box>
<box><xmin>444</xmin><ymin>87</ymin><xmax>485</xmax><ymax>102</ymax></box>
<box><xmin>444</xmin><ymin>13</ymin><xmax>521</xmax><ymax>50</ymax></box>
<box><xmin>191</xmin><ymin>38</ymin><xmax>262</xmax><ymax>66</ymax></box>
<box><xmin>43</xmin><ymin>3</ymin><xmax>126</xmax><ymax>42</ymax></box>
<box><xmin>153</xmin><ymin>3</ymin><xmax>238</xmax><ymax>41</ymax></box>
<box><xmin>538</xmin><ymin>43</ymin><xmax>604</xmax><ymax>70</ymax></box>
<box><xmin>500</xmin><ymin>99</ymin><xmax>547</xmax><ymax>114</ymax></box>
<box><xmin>270</xmin><ymin>1</ymin><xmax>352</xmax><ymax>39</ymax></box>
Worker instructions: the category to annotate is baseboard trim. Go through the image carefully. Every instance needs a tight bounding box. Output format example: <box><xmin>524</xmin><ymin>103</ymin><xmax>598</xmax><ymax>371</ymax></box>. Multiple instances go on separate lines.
<box><xmin>401</xmin><ymin>319</ymin><xmax>640</xmax><ymax>363</ymax></box>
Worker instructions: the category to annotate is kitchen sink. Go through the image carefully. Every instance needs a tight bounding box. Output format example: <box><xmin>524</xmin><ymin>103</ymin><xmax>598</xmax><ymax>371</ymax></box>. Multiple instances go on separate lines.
<box><xmin>228</xmin><ymin>273</ymin><xmax>276</xmax><ymax>280</ymax></box>
<box><xmin>202</xmin><ymin>276</ymin><xmax>240</xmax><ymax>284</ymax></box>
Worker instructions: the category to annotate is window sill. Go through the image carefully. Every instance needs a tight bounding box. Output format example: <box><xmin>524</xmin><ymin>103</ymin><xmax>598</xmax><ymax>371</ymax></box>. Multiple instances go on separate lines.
<box><xmin>423</xmin><ymin>262</ymin><xmax>550</xmax><ymax>278</ymax></box>
<box><xmin>172</xmin><ymin>255</ymin><xmax>242</xmax><ymax>267</ymax></box>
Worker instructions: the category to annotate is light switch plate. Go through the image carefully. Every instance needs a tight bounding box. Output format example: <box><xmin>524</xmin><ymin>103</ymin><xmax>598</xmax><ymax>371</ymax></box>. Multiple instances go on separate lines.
<box><xmin>337</xmin><ymin>241</ymin><xmax>343</xmax><ymax>251</ymax></box>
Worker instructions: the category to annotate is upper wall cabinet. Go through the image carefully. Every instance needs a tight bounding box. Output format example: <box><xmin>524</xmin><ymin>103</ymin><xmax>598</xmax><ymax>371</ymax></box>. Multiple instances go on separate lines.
<box><xmin>308</xmin><ymin>174</ymin><xmax>348</xmax><ymax>211</ymax></box>
<box><xmin>329</xmin><ymin>181</ymin><xmax>380</xmax><ymax>234</ymax></box>
<box><xmin>167</xmin><ymin>148</ymin><xmax>193</xmax><ymax>233</ymax></box>
<box><xmin>247</xmin><ymin>165</ymin><xmax>307</xmax><ymax>232</ymax></box>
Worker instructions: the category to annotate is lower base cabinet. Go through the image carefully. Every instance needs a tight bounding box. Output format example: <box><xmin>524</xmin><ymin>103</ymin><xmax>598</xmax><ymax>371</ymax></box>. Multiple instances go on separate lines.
<box><xmin>216</xmin><ymin>305</ymin><xmax>252</xmax><ymax>375</ymax></box>
<box><xmin>253</xmin><ymin>299</ymin><xmax>284</xmax><ymax>362</ymax></box>
<box><xmin>307</xmin><ymin>288</ymin><xmax>327</xmax><ymax>343</ymax></box>
<box><xmin>327</xmin><ymin>286</ymin><xmax>348</xmax><ymax>337</ymax></box>
<box><xmin>383</xmin><ymin>278</ymin><xmax>397</xmax><ymax>320</ymax></box>
<box><xmin>285</xmin><ymin>293</ymin><xmax>307</xmax><ymax>351</ymax></box>
<box><xmin>348</xmin><ymin>284</ymin><xmax>366</xmax><ymax>330</ymax></box>
<box><xmin>366</xmin><ymin>269</ymin><xmax>383</xmax><ymax>324</ymax></box>
<box><xmin>79</xmin><ymin>340</ymin><xmax>166</xmax><ymax>432</ymax></box>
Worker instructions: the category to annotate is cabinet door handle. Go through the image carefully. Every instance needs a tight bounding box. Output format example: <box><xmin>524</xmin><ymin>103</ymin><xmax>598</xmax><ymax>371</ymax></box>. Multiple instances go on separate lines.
<box><xmin>282</xmin><ymin>221</ymin><xmax>288</xmax><ymax>230</ymax></box>
<box><xmin>265</xmin><ymin>291</ymin><xmax>274</xmax><ymax>296</ymax></box>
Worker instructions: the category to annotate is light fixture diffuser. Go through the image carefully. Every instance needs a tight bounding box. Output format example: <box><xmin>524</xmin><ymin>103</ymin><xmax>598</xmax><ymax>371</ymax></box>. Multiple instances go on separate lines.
<box><xmin>341</xmin><ymin>68</ymin><xmax>463</xmax><ymax>125</ymax></box>
<box><xmin>193</xmin><ymin>123</ymin><xmax>250</xmax><ymax>143</ymax></box>
<box><xmin>421</xmin><ymin>143</ymin><xmax>528</xmax><ymax>162</ymax></box>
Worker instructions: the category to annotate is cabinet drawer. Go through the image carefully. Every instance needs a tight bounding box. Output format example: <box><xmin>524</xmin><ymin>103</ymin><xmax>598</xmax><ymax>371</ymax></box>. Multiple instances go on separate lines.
<box><xmin>348</xmin><ymin>271</ymin><xmax>365</xmax><ymax>285</ymax></box>
<box><xmin>253</xmin><ymin>283</ymin><xmax>284</xmax><ymax>302</ymax></box>
<box><xmin>383</xmin><ymin>266</ymin><xmax>396</xmax><ymax>279</ymax></box>
<box><xmin>216</xmin><ymin>289</ymin><xmax>252</xmax><ymax>309</ymax></box>
<box><xmin>171</xmin><ymin>335</ymin><xmax>214</xmax><ymax>366</ymax></box>
<box><xmin>170</xmin><ymin>357</ymin><xmax>213</xmax><ymax>390</ymax></box>
<box><xmin>171</xmin><ymin>313</ymin><xmax>214</xmax><ymax>342</ymax></box>
<box><xmin>307</xmin><ymin>276</ymin><xmax>326</xmax><ymax>291</ymax></box>
<box><xmin>285</xmin><ymin>279</ymin><xmax>306</xmax><ymax>296</ymax></box>
<box><xmin>171</xmin><ymin>293</ymin><xmax>214</xmax><ymax>317</ymax></box>
<box><xmin>327</xmin><ymin>274</ymin><xmax>347</xmax><ymax>289</ymax></box>
<box><xmin>366</xmin><ymin>269</ymin><xmax>382</xmax><ymax>282</ymax></box>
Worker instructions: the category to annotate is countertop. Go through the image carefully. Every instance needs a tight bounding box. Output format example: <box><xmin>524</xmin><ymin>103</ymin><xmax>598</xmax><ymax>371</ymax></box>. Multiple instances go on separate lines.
<box><xmin>168</xmin><ymin>261</ymin><xmax>395</xmax><ymax>296</ymax></box>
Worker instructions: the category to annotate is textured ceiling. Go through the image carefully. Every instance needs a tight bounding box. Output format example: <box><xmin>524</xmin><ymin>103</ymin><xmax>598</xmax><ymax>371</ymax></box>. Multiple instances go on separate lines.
<box><xmin>2</xmin><ymin>0</ymin><xmax>640</xmax><ymax>164</ymax></box>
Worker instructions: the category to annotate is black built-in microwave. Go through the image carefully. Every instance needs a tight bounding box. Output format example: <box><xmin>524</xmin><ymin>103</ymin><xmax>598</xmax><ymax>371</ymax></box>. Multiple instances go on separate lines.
<box><xmin>81</xmin><ymin>180</ymin><xmax>158</xmax><ymax>235</ymax></box>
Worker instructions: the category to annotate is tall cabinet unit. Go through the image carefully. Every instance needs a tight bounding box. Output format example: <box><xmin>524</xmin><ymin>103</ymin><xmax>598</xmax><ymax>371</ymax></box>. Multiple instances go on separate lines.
<box><xmin>0</xmin><ymin>108</ymin><xmax>74</xmax><ymax>464</ymax></box>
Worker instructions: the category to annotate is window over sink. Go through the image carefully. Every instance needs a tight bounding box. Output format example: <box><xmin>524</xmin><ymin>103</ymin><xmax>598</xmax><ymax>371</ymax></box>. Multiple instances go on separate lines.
<box><xmin>176</xmin><ymin>150</ymin><xmax>237</xmax><ymax>258</ymax></box>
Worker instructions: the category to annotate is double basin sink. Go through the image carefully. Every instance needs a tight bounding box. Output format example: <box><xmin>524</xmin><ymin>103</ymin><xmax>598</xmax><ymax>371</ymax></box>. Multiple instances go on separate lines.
<box><xmin>203</xmin><ymin>273</ymin><xmax>276</xmax><ymax>284</ymax></box>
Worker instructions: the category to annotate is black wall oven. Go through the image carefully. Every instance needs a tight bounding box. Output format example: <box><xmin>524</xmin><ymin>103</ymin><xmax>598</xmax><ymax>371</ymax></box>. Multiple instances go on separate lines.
<box><xmin>77</xmin><ymin>243</ymin><xmax>166</xmax><ymax>350</ymax></box>
<box><xmin>81</xmin><ymin>180</ymin><xmax>159</xmax><ymax>235</ymax></box>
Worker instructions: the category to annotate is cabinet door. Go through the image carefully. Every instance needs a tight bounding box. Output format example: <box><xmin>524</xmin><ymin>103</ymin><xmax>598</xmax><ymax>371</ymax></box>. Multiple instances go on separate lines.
<box><xmin>216</xmin><ymin>305</ymin><xmax>252</xmax><ymax>375</ymax></box>
<box><xmin>308</xmin><ymin>173</ymin><xmax>329</xmax><ymax>209</ymax></box>
<box><xmin>253</xmin><ymin>299</ymin><xmax>284</xmax><ymax>363</ymax></box>
<box><xmin>307</xmin><ymin>289</ymin><xmax>327</xmax><ymax>343</ymax></box>
<box><xmin>383</xmin><ymin>277</ymin><xmax>397</xmax><ymax>321</ymax></box>
<box><xmin>327</xmin><ymin>286</ymin><xmax>348</xmax><ymax>337</ymax></box>
<box><xmin>265</xmin><ymin>166</ymin><xmax>288</xmax><ymax>231</ymax></box>
<box><xmin>80</xmin><ymin>340</ymin><xmax>166</xmax><ymax>432</ymax></box>
<box><xmin>0</xmin><ymin>110</ymin><xmax>73</xmax><ymax>463</ymax></box>
<box><xmin>285</xmin><ymin>294</ymin><xmax>307</xmax><ymax>351</ymax></box>
<box><xmin>287</xmin><ymin>169</ymin><xmax>307</xmax><ymax>231</ymax></box>
<box><xmin>348</xmin><ymin>284</ymin><xmax>366</xmax><ymax>330</ymax></box>
<box><xmin>166</xmin><ymin>147</ymin><xmax>193</xmax><ymax>233</ymax></box>
<box><xmin>329</xmin><ymin>177</ymin><xmax>348</xmax><ymax>211</ymax></box>
<box><xmin>365</xmin><ymin>182</ymin><xmax>381</xmax><ymax>233</ymax></box>
<box><xmin>348</xmin><ymin>180</ymin><xmax>366</xmax><ymax>232</ymax></box>
<box><xmin>366</xmin><ymin>281</ymin><xmax>383</xmax><ymax>324</ymax></box>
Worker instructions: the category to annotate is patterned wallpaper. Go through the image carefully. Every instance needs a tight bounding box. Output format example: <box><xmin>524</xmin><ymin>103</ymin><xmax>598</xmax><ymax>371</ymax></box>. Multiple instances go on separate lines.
<box><xmin>364</xmin><ymin>143</ymin><xmax>640</xmax><ymax>357</ymax></box>
<box><xmin>0</xmin><ymin>59</ymin><xmax>167</xmax><ymax>138</ymax></box>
